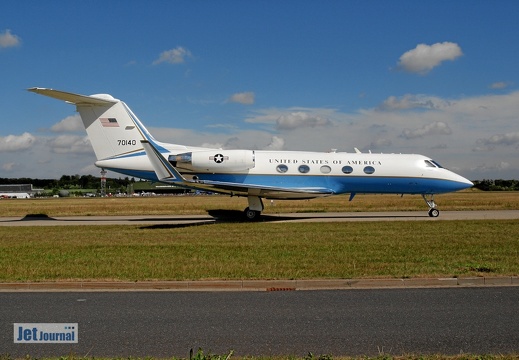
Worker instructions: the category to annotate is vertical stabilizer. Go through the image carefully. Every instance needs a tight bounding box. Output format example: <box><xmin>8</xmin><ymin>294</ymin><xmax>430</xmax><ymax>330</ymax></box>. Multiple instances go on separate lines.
<box><xmin>76</xmin><ymin>100</ymin><xmax>150</xmax><ymax>160</ymax></box>
<box><xmin>28</xmin><ymin>88</ymin><xmax>154</xmax><ymax>160</ymax></box>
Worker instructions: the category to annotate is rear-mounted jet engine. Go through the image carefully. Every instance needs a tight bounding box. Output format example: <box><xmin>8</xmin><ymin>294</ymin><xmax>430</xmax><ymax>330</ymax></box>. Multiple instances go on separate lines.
<box><xmin>170</xmin><ymin>150</ymin><xmax>256</xmax><ymax>173</ymax></box>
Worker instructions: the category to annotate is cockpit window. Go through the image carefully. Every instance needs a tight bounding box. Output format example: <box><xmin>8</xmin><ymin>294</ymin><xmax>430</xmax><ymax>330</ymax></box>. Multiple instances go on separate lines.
<box><xmin>424</xmin><ymin>160</ymin><xmax>444</xmax><ymax>168</ymax></box>
<box><xmin>431</xmin><ymin>160</ymin><xmax>443</xmax><ymax>168</ymax></box>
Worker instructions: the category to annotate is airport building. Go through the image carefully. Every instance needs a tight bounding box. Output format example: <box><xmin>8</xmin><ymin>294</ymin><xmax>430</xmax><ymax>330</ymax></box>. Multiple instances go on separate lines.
<box><xmin>0</xmin><ymin>184</ymin><xmax>44</xmax><ymax>199</ymax></box>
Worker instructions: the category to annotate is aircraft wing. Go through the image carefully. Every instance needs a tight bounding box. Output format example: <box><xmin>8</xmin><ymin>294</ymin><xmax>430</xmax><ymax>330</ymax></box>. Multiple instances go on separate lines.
<box><xmin>199</xmin><ymin>179</ymin><xmax>333</xmax><ymax>195</ymax></box>
<box><xmin>141</xmin><ymin>140</ymin><xmax>334</xmax><ymax>199</ymax></box>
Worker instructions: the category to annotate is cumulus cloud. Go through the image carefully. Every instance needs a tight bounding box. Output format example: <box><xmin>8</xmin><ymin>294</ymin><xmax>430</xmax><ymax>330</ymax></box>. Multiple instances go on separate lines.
<box><xmin>50</xmin><ymin>114</ymin><xmax>84</xmax><ymax>133</ymax></box>
<box><xmin>153</xmin><ymin>46</ymin><xmax>193</xmax><ymax>65</ymax></box>
<box><xmin>264</xmin><ymin>136</ymin><xmax>285</xmax><ymax>150</ymax></box>
<box><xmin>483</xmin><ymin>132</ymin><xmax>519</xmax><ymax>146</ymax></box>
<box><xmin>200</xmin><ymin>142</ymin><xmax>224</xmax><ymax>149</ymax></box>
<box><xmin>369</xmin><ymin>138</ymin><xmax>392</xmax><ymax>149</ymax></box>
<box><xmin>228</xmin><ymin>92</ymin><xmax>255</xmax><ymax>105</ymax></box>
<box><xmin>206</xmin><ymin>123</ymin><xmax>237</xmax><ymax>130</ymax></box>
<box><xmin>276</xmin><ymin>112</ymin><xmax>332</xmax><ymax>130</ymax></box>
<box><xmin>401</xmin><ymin>121</ymin><xmax>452</xmax><ymax>139</ymax></box>
<box><xmin>490</xmin><ymin>81</ymin><xmax>512</xmax><ymax>90</ymax></box>
<box><xmin>397</xmin><ymin>42</ymin><xmax>463</xmax><ymax>74</ymax></box>
<box><xmin>470</xmin><ymin>162</ymin><xmax>510</xmax><ymax>173</ymax></box>
<box><xmin>0</xmin><ymin>134</ymin><xmax>99</xmax><ymax>178</ymax></box>
<box><xmin>221</xmin><ymin>137</ymin><xmax>241</xmax><ymax>149</ymax></box>
<box><xmin>0</xmin><ymin>133</ymin><xmax>35</xmax><ymax>152</ymax></box>
<box><xmin>378</xmin><ymin>94</ymin><xmax>451</xmax><ymax>111</ymax></box>
<box><xmin>2</xmin><ymin>162</ymin><xmax>16</xmax><ymax>172</ymax></box>
<box><xmin>48</xmin><ymin>135</ymin><xmax>92</xmax><ymax>154</ymax></box>
<box><xmin>0</xmin><ymin>29</ymin><xmax>21</xmax><ymax>48</ymax></box>
<box><xmin>475</xmin><ymin>132</ymin><xmax>519</xmax><ymax>151</ymax></box>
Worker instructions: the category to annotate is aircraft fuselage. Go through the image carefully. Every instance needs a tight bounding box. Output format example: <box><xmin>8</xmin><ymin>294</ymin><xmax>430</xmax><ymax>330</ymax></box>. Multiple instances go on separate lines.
<box><xmin>96</xmin><ymin>148</ymin><xmax>472</xmax><ymax>199</ymax></box>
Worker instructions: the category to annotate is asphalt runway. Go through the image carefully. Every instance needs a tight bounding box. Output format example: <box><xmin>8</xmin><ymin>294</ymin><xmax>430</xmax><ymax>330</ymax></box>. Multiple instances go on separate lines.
<box><xmin>0</xmin><ymin>210</ymin><xmax>517</xmax><ymax>226</ymax></box>
<box><xmin>2</xmin><ymin>288</ymin><xmax>519</xmax><ymax>357</ymax></box>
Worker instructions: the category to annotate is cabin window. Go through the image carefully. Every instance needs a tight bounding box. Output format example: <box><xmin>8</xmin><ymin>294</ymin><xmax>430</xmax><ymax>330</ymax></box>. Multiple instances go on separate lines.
<box><xmin>320</xmin><ymin>165</ymin><xmax>331</xmax><ymax>174</ymax></box>
<box><xmin>276</xmin><ymin>164</ymin><xmax>288</xmax><ymax>173</ymax></box>
<box><xmin>342</xmin><ymin>166</ymin><xmax>353</xmax><ymax>174</ymax></box>
<box><xmin>298</xmin><ymin>165</ymin><xmax>310</xmax><ymax>173</ymax></box>
<box><xmin>364</xmin><ymin>166</ymin><xmax>375</xmax><ymax>174</ymax></box>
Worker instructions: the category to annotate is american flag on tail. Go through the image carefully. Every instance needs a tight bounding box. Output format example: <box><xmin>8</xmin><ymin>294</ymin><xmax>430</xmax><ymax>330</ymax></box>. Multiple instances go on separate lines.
<box><xmin>99</xmin><ymin>118</ymin><xmax>119</xmax><ymax>127</ymax></box>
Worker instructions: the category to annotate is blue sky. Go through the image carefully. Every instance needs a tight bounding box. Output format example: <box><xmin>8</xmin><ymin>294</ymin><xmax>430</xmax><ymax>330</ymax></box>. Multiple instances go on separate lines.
<box><xmin>1</xmin><ymin>1</ymin><xmax>519</xmax><ymax>179</ymax></box>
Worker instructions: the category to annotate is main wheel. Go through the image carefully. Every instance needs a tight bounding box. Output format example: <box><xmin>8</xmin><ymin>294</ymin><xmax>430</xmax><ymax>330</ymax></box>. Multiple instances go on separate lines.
<box><xmin>428</xmin><ymin>208</ymin><xmax>440</xmax><ymax>217</ymax></box>
<box><xmin>244</xmin><ymin>207</ymin><xmax>261</xmax><ymax>221</ymax></box>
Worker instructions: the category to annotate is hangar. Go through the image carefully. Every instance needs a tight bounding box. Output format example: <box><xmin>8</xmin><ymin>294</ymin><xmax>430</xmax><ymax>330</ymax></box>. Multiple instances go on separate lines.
<box><xmin>0</xmin><ymin>184</ymin><xmax>43</xmax><ymax>199</ymax></box>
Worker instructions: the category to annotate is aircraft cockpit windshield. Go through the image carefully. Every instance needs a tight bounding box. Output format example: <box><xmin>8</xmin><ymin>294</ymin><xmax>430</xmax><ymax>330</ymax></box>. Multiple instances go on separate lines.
<box><xmin>424</xmin><ymin>160</ymin><xmax>444</xmax><ymax>168</ymax></box>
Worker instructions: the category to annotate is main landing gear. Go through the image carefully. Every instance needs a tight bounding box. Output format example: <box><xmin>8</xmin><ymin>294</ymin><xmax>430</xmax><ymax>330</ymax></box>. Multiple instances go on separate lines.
<box><xmin>422</xmin><ymin>194</ymin><xmax>440</xmax><ymax>217</ymax></box>
<box><xmin>244</xmin><ymin>196</ymin><xmax>264</xmax><ymax>221</ymax></box>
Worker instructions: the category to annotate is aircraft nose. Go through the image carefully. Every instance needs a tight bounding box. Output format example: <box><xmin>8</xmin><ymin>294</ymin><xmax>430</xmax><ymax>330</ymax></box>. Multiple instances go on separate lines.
<box><xmin>454</xmin><ymin>173</ymin><xmax>473</xmax><ymax>190</ymax></box>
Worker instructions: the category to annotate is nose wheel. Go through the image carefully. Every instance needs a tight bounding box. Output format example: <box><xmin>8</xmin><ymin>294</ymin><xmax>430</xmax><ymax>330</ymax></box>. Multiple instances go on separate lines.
<box><xmin>422</xmin><ymin>194</ymin><xmax>440</xmax><ymax>217</ymax></box>
<box><xmin>428</xmin><ymin>208</ymin><xmax>440</xmax><ymax>217</ymax></box>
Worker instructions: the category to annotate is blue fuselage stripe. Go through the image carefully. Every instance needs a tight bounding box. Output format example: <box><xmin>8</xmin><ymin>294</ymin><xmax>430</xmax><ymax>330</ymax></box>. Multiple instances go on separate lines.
<box><xmin>198</xmin><ymin>173</ymin><xmax>467</xmax><ymax>194</ymax></box>
<box><xmin>108</xmin><ymin>168</ymin><xmax>468</xmax><ymax>195</ymax></box>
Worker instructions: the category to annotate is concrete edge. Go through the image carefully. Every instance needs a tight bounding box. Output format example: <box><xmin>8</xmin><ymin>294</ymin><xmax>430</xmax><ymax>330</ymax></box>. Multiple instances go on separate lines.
<box><xmin>0</xmin><ymin>277</ymin><xmax>518</xmax><ymax>292</ymax></box>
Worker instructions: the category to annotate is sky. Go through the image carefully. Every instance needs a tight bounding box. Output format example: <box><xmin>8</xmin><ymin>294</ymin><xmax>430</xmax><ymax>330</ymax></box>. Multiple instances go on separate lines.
<box><xmin>1</xmin><ymin>0</ymin><xmax>519</xmax><ymax>180</ymax></box>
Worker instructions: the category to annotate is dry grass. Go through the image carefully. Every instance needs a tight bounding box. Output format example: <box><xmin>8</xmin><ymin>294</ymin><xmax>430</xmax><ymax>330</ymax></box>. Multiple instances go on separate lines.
<box><xmin>0</xmin><ymin>220</ymin><xmax>518</xmax><ymax>281</ymax></box>
<box><xmin>0</xmin><ymin>190</ymin><xmax>517</xmax><ymax>217</ymax></box>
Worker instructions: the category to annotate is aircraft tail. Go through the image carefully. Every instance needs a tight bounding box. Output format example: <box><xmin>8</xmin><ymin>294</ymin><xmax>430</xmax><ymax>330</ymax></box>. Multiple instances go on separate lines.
<box><xmin>28</xmin><ymin>88</ymin><xmax>156</xmax><ymax>160</ymax></box>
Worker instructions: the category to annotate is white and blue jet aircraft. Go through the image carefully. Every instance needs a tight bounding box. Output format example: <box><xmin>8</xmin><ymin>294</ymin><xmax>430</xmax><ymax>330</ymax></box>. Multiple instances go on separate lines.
<box><xmin>29</xmin><ymin>87</ymin><xmax>473</xmax><ymax>220</ymax></box>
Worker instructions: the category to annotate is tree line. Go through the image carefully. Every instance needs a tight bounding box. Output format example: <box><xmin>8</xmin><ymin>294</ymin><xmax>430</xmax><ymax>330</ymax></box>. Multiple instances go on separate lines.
<box><xmin>472</xmin><ymin>179</ymin><xmax>519</xmax><ymax>191</ymax></box>
<box><xmin>0</xmin><ymin>175</ymin><xmax>135</xmax><ymax>195</ymax></box>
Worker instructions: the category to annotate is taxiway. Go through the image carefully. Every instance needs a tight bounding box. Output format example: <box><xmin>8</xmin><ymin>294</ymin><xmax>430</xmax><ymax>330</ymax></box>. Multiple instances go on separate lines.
<box><xmin>0</xmin><ymin>210</ymin><xmax>517</xmax><ymax>226</ymax></box>
<box><xmin>2</xmin><ymin>288</ymin><xmax>518</xmax><ymax>357</ymax></box>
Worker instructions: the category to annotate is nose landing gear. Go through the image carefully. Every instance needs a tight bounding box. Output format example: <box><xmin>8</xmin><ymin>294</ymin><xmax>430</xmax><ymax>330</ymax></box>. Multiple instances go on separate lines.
<box><xmin>422</xmin><ymin>194</ymin><xmax>440</xmax><ymax>217</ymax></box>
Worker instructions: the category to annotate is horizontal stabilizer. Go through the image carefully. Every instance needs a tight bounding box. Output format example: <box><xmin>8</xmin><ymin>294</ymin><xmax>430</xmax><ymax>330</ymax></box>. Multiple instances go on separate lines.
<box><xmin>28</xmin><ymin>88</ymin><xmax>117</xmax><ymax>106</ymax></box>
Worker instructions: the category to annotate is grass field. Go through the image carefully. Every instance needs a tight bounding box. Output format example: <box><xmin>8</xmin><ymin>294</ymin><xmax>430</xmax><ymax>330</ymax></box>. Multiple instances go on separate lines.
<box><xmin>0</xmin><ymin>191</ymin><xmax>518</xmax><ymax>282</ymax></box>
<box><xmin>0</xmin><ymin>220</ymin><xmax>518</xmax><ymax>281</ymax></box>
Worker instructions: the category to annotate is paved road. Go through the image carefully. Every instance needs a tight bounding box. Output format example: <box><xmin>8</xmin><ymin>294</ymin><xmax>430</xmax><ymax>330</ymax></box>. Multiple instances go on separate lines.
<box><xmin>0</xmin><ymin>210</ymin><xmax>517</xmax><ymax>226</ymax></box>
<box><xmin>1</xmin><ymin>288</ymin><xmax>518</xmax><ymax>357</ymax></box>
